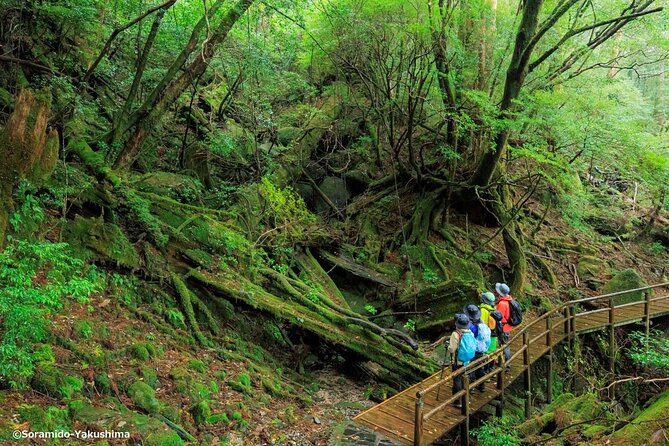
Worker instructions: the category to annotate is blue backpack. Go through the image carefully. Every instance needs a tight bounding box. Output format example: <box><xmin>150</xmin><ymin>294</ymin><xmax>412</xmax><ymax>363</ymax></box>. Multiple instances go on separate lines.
<box><xmin>476</xmin><ymin>322</ymin><xmax>491</xmax><ymax>353</ymax></box>
<box><xmin>457</xmin><ymin>330</ymin><xmax>477</xmax><ymax>365</ymax></box>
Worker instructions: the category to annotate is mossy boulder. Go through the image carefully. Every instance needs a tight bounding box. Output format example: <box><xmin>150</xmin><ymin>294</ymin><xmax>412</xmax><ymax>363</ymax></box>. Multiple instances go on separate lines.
<box><xmin>127</xmin><ymin>381</ymin><xmax>160</xmax><ymax>414</ymax></box>
<box><xmin>63</xmin><ymin>216</ymin><xmax>139</xmax><ymax>268</ymax></box>
<box><xmin>135</xmin><ymin>172</ymin><xmax>204</xmax><ymax>202</ymax></box>
<box><xmin>608</xmin><ymin>391</ymin><xmax>669</xmax><ymax>444</ymax></box>
<box><xmin>315</xmin><ymin>177</ymin><xmax>350</xmax><ymax>214</ymax></box>
<box><xmin>576</xmin><ymin>255</ymin><xmax>609</xmax><ymax>289</ymax></box>
<box><xmin>70</xmin><ymin>402</ymin><xmax>184</xmax><ymax>446</ymax></box>
<box><xmin>602</xmin><ymin>269</ymin><xmax>647</xmax><ymax>305</ymax></box>
<box><xmin>17</xmin><ymin>404</ymin><xmax>70</xmax><ymax>432</ymax></box>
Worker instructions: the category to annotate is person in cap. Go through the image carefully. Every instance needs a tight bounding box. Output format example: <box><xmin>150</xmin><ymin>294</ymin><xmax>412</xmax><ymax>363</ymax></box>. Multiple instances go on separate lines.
<box><xmin>479</xmin><ymin>292</ymin><xmax>498</xmax><ymax>375</ymax></box>
<box><xmin>495</xmin><ymin>283</ymin><xmax>513</xmax><ymax>371</ymax></box>
<box><xmin>464</xmin><ymin>303</ymin><xmax>488</xmax><ymax>392</ymax></box>
<box><xmin>447</xmin><ymin>313</ymin><xmax>474</xmax><ymax>408</ymax></box>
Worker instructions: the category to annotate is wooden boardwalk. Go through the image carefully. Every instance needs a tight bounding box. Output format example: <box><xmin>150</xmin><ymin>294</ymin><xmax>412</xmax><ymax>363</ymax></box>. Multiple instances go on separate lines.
<box><xmin>353</xmin><ymin>284</ymin><xmax>669</xmax><ymax>446</ymax></box>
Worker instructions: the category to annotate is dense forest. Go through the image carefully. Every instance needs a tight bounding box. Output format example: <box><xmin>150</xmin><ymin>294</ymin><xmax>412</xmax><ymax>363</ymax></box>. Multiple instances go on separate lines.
<box><xmin>1</xmin><ymin>0</ymin><xmax>669</xmax><ymax>444</ymax></box>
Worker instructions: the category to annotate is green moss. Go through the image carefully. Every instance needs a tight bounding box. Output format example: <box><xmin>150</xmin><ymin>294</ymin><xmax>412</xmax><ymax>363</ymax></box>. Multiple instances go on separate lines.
<box><xmin>17</xmin><ymin>404</ymin><xmax>69</xmax><ymax>432</ymax></box>
<box><xmin>190</xmin><ymin>400</ymin><xmax>211</xmax><ymax>425</ymax></box>
<box><xmin>169</xmin><ymin>367</ymin><xmax>193</xmax><ymax>394</ymax></box>
<box><xmin>160</xmin><ymin>405</ymin><xmax>181</xmax><ymax>423</ymax></box>
<box><xmin>207</xmin><ymin>413</ymin><xmax>230</xmax><ymax>424</ymax></box>
<box><xmin>609</xmin><ymin>391</ymin><xmax>669</xmax><ymax>442</ymax></box>
<box><xmin>32</xmin><ymin>344</ymin><xmax>55</xmax><ymax>365</ymax></box>
<box><xmin>128</xmin><ymin>381</ymin><xmax>160</xmax><ymax>414</ymax></box>
<box><xmin>63</xmin><ymin>216</ymin><xmax>139</xmax><ymax>268</ymax></box>
<box><xmin>214</xmin><ymin>370</ymin><xmax>227</xmax><ymax>380</ymax></box>
<box><xmin>602</xmin><ymin>269</ymin><xmax>647</xmax><ymax>305</ymax></box>
<box><xmin>94</xmin><ymin>373</ymin><xmax>112</xmax><ymax>394</ymax></box>
<box><xmin>187</xmin><ymin>359</ymin><xmax>207</xmax><ymax>373</ymax></box>
<box><xmin>144</xmin><ymin>430</ymin><xmax>184</xmax><ymax>446</ymax></box>
<box><xmin>229</xmin><ymin>373</ymin><xmax>252</xmax><ymax>395</ymax></box>
<box><xmin>131</xmin><ymin>344</ymin><xmax>150</xmax><ymax>361</ymax></box>
<box><xmin>31</xmin><ymin>366</ymin><xmax>83</xmax><ymax>400</ymax></box>
<box><xmin>141</xmin><ymin>367</ymin><xmax>159</xmax><ymax>389</ymax></box>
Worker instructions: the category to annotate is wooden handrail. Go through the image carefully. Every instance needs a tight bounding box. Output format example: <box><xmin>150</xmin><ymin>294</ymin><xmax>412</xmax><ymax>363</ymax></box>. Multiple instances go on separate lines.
<box><xmin>411</xmin><ymin>282</ymin><xmax>669</xmax><ymax>445</ymax></box>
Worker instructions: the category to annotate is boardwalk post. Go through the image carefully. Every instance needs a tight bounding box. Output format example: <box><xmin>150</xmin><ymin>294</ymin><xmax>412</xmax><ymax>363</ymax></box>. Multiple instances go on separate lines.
<box><xmin>546</xmin><ymin>317</ymin><xmax>553</xmax><ymax>405</ymax></box>
<box><xmin>523</xmin><ymin>331</ymin><xmax>531</xmax><ymax>418</ymax></box>
<box><xmin>462</xmin><ymin>373</ymin><xmax>470</xmax><ymax>446</ymax></box>
<box><xmin>563</xmin><ymin>306</ymin><xmax>569</xmax><ymax>337</ymax></box>
<box><xmin>645</xmin><ymin>290</ymin><xmax>651</xmax><ymax>347</ymax></box>
<box><xmin>496</xmin><ymin>353</ymin><xmax>505</xmax><ymax>417</ymax></box>
<box><xmin>608</xmin><ymin>297</ymin><xmax>615</xmax><ymax>375</ymax></box>
<box><xmin>414</xmin><ymin>394</ymin><xmax>423</xmax><ymax>446</ymax></box>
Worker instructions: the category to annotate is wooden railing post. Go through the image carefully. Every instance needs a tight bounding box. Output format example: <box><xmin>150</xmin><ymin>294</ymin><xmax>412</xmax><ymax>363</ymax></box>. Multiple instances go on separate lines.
<box><xmin>414</xmin><ymin>393</ymin><xmax>423</xmax><ymax>446</ymax></box>
<box><xmin>608</xmin><ymin>297</ymin><xmax>615</xmax><ymax>375</ymax></box>
<box><xmin>563</xmin><ymin>306</ymin><xmax>569</xmax><ymax>338</ymax></box>
<box><xmin>462</xmin><ymin>373</ymin><xmax>470</xmax><ymax>446</ymax></box>
<box><xmin>546</xmin><ymin>317</ymin><xmax>553</xmax><ymax>405</ymax></box>
<box><xmin>523</xmin><ymin>331</ymin><xmax>531</xmax><ymax>418</ymax></box>
<box><xmin>496</xmin><ymin>353</ymin><xmax>505</xmax><ymax>417</ymax></box>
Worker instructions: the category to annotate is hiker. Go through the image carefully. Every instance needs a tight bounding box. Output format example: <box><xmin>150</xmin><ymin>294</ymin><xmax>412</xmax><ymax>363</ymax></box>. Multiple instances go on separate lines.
<box><xmin>446</xmin><ymin>313</ymin><xmax>476</xmax><ymax>408</ymax></box>
<box><xmin>479</xmin><ymin>292</ymin><xmax>498</xmax><ymax>375</ymax></box>
<box><xmin>464</xmin><ymin>303</ymin><xmax>491</xmax><ymax>392</ymax></box>
<box><xmin>495</xmin><ymin>282</ymin><xmax>523</xmax><ymax>372</ymax></box>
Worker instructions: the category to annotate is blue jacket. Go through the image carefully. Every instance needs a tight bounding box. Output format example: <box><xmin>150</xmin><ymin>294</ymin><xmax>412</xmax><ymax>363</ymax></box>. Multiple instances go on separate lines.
<box><xmin>469</xmin><ymin>321</ymin><xmax>479</xmax><ymax>339</ymax></box>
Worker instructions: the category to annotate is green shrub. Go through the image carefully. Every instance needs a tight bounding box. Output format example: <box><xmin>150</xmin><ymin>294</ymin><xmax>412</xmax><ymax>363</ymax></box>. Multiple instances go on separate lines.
<box><xmin>471</xmin><ymin>416</ymin><xmax>520</xmax><ymax>446</ymax></box>
<box><xmin>0</xmin><ymin>240</ymin><xmax>102</xmax><ymax>388</ymax></box>
<box><xmin>627</xmin><ymin>330</ymin><xmax>669</xmax><ymax>375</ymax></box>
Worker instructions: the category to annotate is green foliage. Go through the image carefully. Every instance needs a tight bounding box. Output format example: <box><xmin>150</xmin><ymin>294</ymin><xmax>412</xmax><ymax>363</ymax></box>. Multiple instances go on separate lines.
<box><xmin>0</xmin><ymin>240</ymin><xmax>102</xmax><ymax>388</ymax></box>
<box><xmin>422</xmin><ymin>267</ymin><xmax>439</xmax><ymax>285</ymax></box>
<box><xmin>364</xmin><ymin>304</ymin><xmax>378</xmax><ymax>315</ymax></box>
<box><xmin>627</xmin><ymin>330</ymin><xmax>669</xmax><ymax>375</ymax></box>
<box><xmin>257</xmin><ymin>176</ymin><xmax>317</xmax><ymax>246</ymax></box>
<box><xmin>403</xmin><ymin>319</ymin><xmax>417</xmax><ymax>333</ymax></box>
<box><xmin>472</xmin><ymin>416</ymin><xmax>520</xmax><ymax>446</ymax></box>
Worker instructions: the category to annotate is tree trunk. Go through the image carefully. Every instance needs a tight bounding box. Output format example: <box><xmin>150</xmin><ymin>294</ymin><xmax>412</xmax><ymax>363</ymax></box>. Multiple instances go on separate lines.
<box><xmin>113</xmin><ymin>0</ymin><xmax>255</xmax><ymax>170</ymax></box>
<box><xmin>469</xmin><ymin>0</ymin><xmax>544</xmax><ymax>188</ymax></box>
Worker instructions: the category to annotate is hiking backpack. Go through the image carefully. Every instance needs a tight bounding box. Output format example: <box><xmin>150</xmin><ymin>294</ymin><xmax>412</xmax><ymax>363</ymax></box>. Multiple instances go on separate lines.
<box><xmin>490</xmin><ymin>310</ymin><xmax>504</xmax><ymax>338</ymax></box>
<box><xmin>508</xmin><ymin>299</ymin><xmax>523</xmax><ymax>327</ymax></box>
<box><xmin>456</xmin><ymin>330</ymin><xmax>477</xmax><ymax>365</ymax></box>
<box><xmin>475</xmin><ymin>321</ymin><xmax>491</xmax><ymax>353</ymax></box>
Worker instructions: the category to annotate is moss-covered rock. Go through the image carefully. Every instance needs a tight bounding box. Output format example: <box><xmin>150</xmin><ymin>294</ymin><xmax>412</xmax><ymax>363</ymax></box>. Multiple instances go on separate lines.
<box><xmin>602</xmin><ymin>269</ymin><xmax>647</xmax><ymax>305</ymax></box>
<box><xmin>17</xmin><ymin>404</ymin><xmax>70</xmax><ymax>432</ymax></box>
<box><xmin>69</xmin><ymin>401</ymin><xmax>184</xmax><ymax>446</ymax></box>
<box><xmin>576</xmin><ymin>255</ymin><xmax>608</xmax><ymax>289</ymax></box>
<box><xmin>135</xmin><ymin>172</ymin><xmax>204</xmax><ymax>202</ymax></box>
<box><xmin>127</xmin><ymin>381</ymin><xmax>160</xmax><ymax>414</ymax></box>
<box><xmin>608</xmin><ymin>391</ymin><xmax>669</xmax><ymax>444</ymax></box>
<box><xmin>63</xmin><ymin>216</ymin><xmax>140</xmax><ymax>268</ymax></box>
